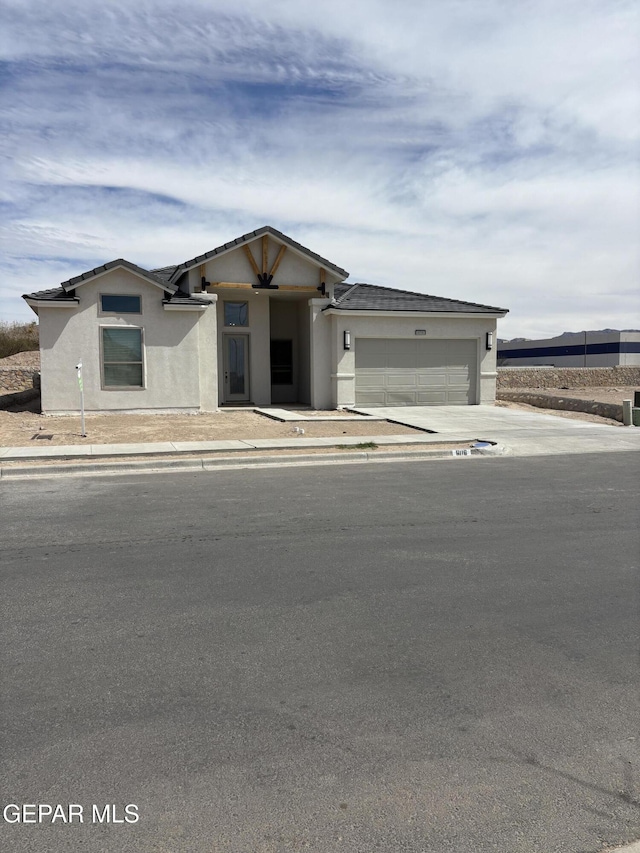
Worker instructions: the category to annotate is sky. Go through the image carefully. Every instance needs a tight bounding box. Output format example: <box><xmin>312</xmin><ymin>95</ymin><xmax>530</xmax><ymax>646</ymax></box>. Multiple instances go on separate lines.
<box><xmin>1</xmin><ymin>0</ymin><xmax>638</xmax><ymax>339</ymax></box>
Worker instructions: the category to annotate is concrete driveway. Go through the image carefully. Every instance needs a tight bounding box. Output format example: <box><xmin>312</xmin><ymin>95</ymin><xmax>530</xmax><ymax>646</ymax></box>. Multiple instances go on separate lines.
<box><xmin>354</xmin><ymin>405</ymin><xmax>640</xmax><ymax>457</ymax></box>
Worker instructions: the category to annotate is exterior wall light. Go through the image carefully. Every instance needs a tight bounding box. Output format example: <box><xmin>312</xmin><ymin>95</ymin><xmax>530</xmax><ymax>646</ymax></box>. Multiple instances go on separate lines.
<box><xmin>486</xmin><ymin>331</ymin><xmax>494</xmax><ymax>350</ymax></box>
<box><xmin>343</xmin><ymin>330</ymin><xmax>351</xmax><ymax>350</ymax></box>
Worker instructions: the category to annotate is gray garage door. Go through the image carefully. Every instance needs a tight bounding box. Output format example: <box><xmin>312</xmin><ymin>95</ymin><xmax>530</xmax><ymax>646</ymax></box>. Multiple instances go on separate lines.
<box><xmin>355</xmin><ymin>338</ymin><xmax>477</xmax><ymax>406</ymax></box>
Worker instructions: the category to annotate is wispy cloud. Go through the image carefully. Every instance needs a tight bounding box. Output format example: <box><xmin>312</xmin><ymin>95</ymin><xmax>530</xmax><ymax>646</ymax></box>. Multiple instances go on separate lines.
<box><xmin>1</xmin><ymin>0</ymin><xmax>638</xmax><ymax>334</ymax></box>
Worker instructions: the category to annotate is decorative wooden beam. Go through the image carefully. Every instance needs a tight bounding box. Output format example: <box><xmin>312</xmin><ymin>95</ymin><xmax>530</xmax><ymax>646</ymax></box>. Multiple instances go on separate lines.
<box><xmin>210</xmin><ymin>282</ymin><xmax>255</xmax><ymax>289</ymax></box>
<box><xmin>318</xmin><ymin>267</ymin><xmax>326</xmax><ymax>296</ymax></box>
<box><xmin>269</xmin><ymin>244</ymin><xmax>287</xmax><ymax>277</ymax></box>
<box><xmin>243</xmin><ymin>244</ymin><xmax>260</xmax><ymax>276</ymax></box>
<box><xmin>198</xmin><ymin>264</ymin><xmax>207</xmax><ymax>291</ymax></box>
<box><xmin>209</xmin><ymin>281</ymin><xmax>316</xmax><ymax>293</ymax></box>
<box><xmin>262</xmin><ymin>235</ymin><xmax>269</xmax><ymax>274</ymax></box>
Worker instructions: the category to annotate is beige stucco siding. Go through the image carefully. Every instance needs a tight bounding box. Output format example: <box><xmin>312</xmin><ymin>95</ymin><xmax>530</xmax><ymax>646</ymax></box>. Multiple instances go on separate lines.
<box><xmin>38</xmin><ymin>269</ymin><xmax>212</xmax><ymax>414</ymax></box>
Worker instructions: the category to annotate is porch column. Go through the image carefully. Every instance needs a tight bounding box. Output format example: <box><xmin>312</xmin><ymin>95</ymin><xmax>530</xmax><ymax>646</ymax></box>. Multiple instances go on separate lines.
<box><xmin>198</xmin><ymin>293</ymin><xmax>218</xmax><ymax>412</ymax></box>
<box><xmin>309</xmin><ymin>298</ymin><xmax>332</xmax><ymax>409</ymax></box>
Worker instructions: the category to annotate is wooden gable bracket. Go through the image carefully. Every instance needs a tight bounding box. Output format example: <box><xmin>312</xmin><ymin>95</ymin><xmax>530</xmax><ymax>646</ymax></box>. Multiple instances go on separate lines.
<box><xmin>199</xmin><ymin>264</ymin><xmax>211</xmax><ymax>292</ymax></box>
<box><xmin>317</xmin><ymin>267</ymin><xmax>326</xmax><ymax>296</ymax></box>
<box><xmin>245</xmin><ymin>235</ymin><xmax>284</xmax><ymax>289</ymax></box>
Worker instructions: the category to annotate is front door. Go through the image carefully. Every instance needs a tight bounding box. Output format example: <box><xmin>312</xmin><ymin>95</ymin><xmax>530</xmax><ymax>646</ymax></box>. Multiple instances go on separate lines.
<box><xmin>223</xmin><ymin>335</ymin><xmax>250</xmax><ymax>402</ymax></box>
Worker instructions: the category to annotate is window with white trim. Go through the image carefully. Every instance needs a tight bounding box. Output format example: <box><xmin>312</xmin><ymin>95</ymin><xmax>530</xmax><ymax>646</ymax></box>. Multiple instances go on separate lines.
<box><xmin>101</xmin><ymin>327</ymin><xmax>144</xmax><ymax>388</ymax></box>
<box><xmin>100</xmin><ymin>294</ymin><xmax>141</xmax><ymax>314</ymax></box>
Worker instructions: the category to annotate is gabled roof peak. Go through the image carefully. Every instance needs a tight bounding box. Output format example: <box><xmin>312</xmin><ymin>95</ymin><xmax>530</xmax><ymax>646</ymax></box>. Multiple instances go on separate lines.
<box><xmin>169</xmin><ymin>226</ymin><xmax>349</xmax><ymax>283</ymax></box>
<box><xmin>58</xmin><ymin>259</ymin><xmax>177</xmax><ymax>292</ymax></box>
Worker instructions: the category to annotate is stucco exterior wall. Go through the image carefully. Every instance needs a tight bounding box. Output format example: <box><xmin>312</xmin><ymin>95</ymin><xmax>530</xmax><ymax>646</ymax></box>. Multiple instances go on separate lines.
<box><xmin>325</xmin><ymin>313</ymin><xmax>499</xmax><ymax>407</ymax></box>
<box><xmin>38</xmin><ymin>269</ymin><xmax>210</xmax><ymax>414</ymax></box>
<box><xmin>309</xmin><ymin>299</ymin><xmax>333</xmax><ymax>409</ymax></box>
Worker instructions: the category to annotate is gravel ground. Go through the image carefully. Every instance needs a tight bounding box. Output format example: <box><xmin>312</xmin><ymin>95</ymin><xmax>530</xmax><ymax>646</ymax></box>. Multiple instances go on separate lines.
<box><xmin>0</xmin><ymin>350</ymin><xmax>40</xmax><ymax>368</ymax></box>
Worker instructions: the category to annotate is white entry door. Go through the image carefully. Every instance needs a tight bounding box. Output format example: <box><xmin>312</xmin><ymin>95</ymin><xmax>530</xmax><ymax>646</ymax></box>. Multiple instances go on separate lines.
<box><xmin>223</xmin><ymin>335</ymin><xmax>250</xmax><ymax>402</ymax></box>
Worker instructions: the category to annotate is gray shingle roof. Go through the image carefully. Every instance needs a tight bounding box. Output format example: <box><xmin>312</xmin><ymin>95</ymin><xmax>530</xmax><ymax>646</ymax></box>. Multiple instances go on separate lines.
<box><xmin>163</xmin><ymin>292</ymin><xmax>212</xmax><ymax>306</ymax></box>
<box><xmin>58</xmin><ymin>259</ymin><xmax>176</xmax><ymax>292</ymax></box>
<box><xmin>23</xmin><ymin>287</ymin><xmax>78</xmax><ymax>302</ymax></box>
<box><xmin>151</xmin><ymin>265</ymin><xmax>179</xmax><ymax>283</ymax></box>
<box><xmin>330</xmin><ymin>282</ymin><xmax>508</xmax><ymax>314</ymax></box>
<box><xmin>169</xmin><ymin>225</ymin><xmax>349</xmax><ymax>282</ymax></box>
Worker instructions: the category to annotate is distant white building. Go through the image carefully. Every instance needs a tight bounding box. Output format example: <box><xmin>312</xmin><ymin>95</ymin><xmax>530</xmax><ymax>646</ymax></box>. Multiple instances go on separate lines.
<box><xmin>498</xmin><ymin>331</ymin><xmax>640</xmax><ymax>367</ymax></box>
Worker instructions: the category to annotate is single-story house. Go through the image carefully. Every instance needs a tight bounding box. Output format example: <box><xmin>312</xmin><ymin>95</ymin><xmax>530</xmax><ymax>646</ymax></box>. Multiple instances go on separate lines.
<box><xmin>23</xmin><ymin>226</ymin><xmax>508</xmax><ymax>414</ymax></box>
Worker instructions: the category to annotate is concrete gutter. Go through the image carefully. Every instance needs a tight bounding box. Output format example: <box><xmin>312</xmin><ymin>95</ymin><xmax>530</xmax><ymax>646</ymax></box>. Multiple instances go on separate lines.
<box><xmin>0</xmin><ymin>433</ymin><xmax>484</xmax><ymax>463</ymax></box>
<box><xmin>0</xmin><ymin>438</ymin><xmax>503</xmax><ymax>479</ymax></box>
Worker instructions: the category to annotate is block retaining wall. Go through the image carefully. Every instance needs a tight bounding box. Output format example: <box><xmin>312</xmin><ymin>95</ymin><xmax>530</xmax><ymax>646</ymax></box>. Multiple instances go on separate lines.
<box><xmin>0</xmin><ymin>367</ymin><xmax>40</xmax><ymax>395</ymax></box>
<box><xmin>497</xmin><ymin>391</ymin><xmax>624</xmax><ymax>423</ymax></box>
<box><xmin>497</xmin><ymin>366</ymin><xmax>640</xmax><ymax>389</ymax></box>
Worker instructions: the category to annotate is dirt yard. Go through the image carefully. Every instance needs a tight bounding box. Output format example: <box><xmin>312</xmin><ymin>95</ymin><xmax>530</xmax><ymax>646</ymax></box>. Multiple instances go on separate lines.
<box><xmin>0</xmin><ymin>409</ymin><xmax>425</xmax><ymax>447</ymax></box>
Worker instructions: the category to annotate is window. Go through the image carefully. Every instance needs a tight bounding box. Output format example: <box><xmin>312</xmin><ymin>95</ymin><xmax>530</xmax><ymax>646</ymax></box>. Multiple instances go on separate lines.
<box><xmin>102</xmin><ymin>327</ymin><xmax>144</xmax><ymax>388</ymax></box>
<box><xmin>100</xmin><ymin>294</ymin><xmax>141</xmax><ymax>314</ymax></box>
<box><xmin>224</xmin><ymin>301</ymin><xmax>248</xmax><ymax>326</ymax></box>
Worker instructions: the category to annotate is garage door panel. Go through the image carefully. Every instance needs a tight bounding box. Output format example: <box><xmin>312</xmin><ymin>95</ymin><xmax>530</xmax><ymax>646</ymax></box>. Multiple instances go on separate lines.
<box><xmin>355</xmin><ymin>338</ymin><xmax>477</xmax><ymax>406</ymax></box>
<box><xmin>446</xmin><ymin>390</ymin><xmax>471</xmax><ymax>403</ymax></box>
<box><xmin>356</xmin><ymin>390</ymin><xmax>388</xmax><ymax>405</ymax></box>
<box><xmin>445</xmin><ymin>340</ymin><xmax>477</xmax><ymax>368</ymax></box>
<box><xmin>386</xmin><ymin>340</ymin><xmax>416</xmax><ymax>367</ymax></box>
<box><xmin>417</xmin><ymin>340</ymin><xmax>448</xmax><ymax>367</ymax></box>
<box><xmin>355</xmin><ymin>339</ymin><xmax>387</xmax><ymax>369</ymax></box>
<box><xmin>418</xmin><ymin>372</ymin><xmax>447</xmax><ymax>387</ymax></box>
<box><xmin>416</xmin><ymin>390</ymin><xmax>448</xmax><ymax>403</ymax></box>
<box><xmin>387</xmin><ymin>372</ymin><xmax>419</xmax><ymax>387</ymax></box>
<box><xmin>387</xmin><ymin>390</ymin><xmax>418</xmax><ymax>405</ymax></box>
<box><xmin>356</xmin><ymin>371</ymin><xmax>386</xmax><ymax>387</ymax></box>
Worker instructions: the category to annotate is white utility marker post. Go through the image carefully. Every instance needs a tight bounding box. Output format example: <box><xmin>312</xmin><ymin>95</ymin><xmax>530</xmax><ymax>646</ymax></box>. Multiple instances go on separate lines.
<box><xmin>76</xmin><ymin>360</ymin><xmax>86</xmax><ymax>437</ymax></box>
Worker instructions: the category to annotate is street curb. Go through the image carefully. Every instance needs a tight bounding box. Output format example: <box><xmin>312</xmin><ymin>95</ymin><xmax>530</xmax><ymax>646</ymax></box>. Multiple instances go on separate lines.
<box><xmin>606</xmin><ymin>843</ymin><xmax>640</xmax><ymax>853</ymax></box>
<box><xmin>0</xmin><ymin>444</ymin><xmax>506</xmax><ymax>479</ymax></box>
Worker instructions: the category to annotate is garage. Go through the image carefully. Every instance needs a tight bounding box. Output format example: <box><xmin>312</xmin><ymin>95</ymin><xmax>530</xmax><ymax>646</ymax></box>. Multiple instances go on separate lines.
<box><xmin>355</xmin><ymin>338</ymin><xmax>477</xmax><ymax>406</ymax></box>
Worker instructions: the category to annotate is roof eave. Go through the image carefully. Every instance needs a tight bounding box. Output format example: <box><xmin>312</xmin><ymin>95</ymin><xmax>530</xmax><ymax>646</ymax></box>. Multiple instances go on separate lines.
<box><xmin>323</xmin><ymin>307</ymin><xmax>508</xmax><ymax>318</ymax></box>
<box><xmin>23</xmin><ymin>296</ymin><xmax>79</xmax><ymax>307</ymax></box>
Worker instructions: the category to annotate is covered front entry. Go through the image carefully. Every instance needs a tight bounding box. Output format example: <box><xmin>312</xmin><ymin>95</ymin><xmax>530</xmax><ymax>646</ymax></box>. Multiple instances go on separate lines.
<box><xmin>354</xmin><ymin>338</ymin><xmax>477</xmax><ymax>406</ymax></box>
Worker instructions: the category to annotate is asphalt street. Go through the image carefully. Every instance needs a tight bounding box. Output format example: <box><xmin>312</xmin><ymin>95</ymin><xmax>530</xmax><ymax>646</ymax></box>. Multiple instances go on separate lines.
<box><xmin>1</xmin><ymin>453</ymin><xmax>639</xmax><ymax>852</ymax></box>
